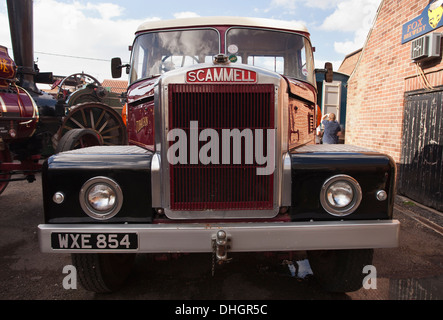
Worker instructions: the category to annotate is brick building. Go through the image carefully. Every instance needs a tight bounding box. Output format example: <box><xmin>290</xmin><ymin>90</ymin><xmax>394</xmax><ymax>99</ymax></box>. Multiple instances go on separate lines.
<box><xmin>345</xmin><ymin>0</ymin><xmax>443</xmax><ymax>210</ymax></box>
<box><xmin>338</xmin><ymin>48</ymin><xmax>362</xmax><ymax>75</ymax></box>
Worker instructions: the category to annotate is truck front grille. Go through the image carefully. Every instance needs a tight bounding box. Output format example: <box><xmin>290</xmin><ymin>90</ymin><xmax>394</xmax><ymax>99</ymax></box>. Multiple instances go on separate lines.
<box><xmin>168</xmin><ymin>83</ymin><xmax>275</xmax><ymax>211</ymax></box>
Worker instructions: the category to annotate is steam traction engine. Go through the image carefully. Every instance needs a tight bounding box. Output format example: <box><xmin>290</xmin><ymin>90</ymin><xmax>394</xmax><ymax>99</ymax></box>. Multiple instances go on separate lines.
<box><xmin>0</xmin><ymin>0</ymin><xmax>126</xmax><ymax>195</ymax></box>
<box><xmin>38</xmin><ymin>17</ymin><xmax>400</xmax><ymax>293</ymax></box>
<box><xmin>0</xmin><ymin>46</ymin><xmax>39</xmax><ymax>194</ymax></box>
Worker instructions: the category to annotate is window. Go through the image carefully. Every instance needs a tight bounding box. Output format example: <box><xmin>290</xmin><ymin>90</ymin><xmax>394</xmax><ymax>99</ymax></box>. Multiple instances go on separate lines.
<box><xmin>226</xmin><ymin>28</ymin><xmax>315</xmax><ymax>84</ymax></box>
<box><xmin>130</xmin><ymin>29</ymin><xmax>219</xmax><ymax>83</ymax></box>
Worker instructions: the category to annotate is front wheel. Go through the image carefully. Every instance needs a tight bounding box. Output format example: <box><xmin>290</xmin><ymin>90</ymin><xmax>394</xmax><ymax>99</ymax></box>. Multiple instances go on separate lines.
<box><xmin>307</xmin><ymin>249</ymin><xmax>374</xmax><ymax>293</ymax></box>
<box><xmin>72</xmin><ymin>253</ymin><xmax>136</xmax><ymax>293</ymax></box>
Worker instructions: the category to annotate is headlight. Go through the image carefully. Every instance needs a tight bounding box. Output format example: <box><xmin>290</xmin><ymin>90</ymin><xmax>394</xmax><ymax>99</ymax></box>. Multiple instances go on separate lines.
<box><xmin>79</xmin><ymin>177</ymin><xmax>123</xmax><ymax>220</ymax></box>
<box><xmin>320</xmin><ymin>175</ymin><xmax>362</xmax><ymax>217</ymax></box>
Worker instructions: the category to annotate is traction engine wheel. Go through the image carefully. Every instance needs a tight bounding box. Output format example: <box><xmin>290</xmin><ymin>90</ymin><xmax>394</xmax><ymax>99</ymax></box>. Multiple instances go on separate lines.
<box><xmin>0</xmin><ymin>148</ymin><xmax>12</xmax><ymax>195</ymax></box>
<box><xmin>57</xmin><ymin>102</ymin><xmax>127</xmax><ymax>150</ymax></box>
<box><xmin>55</xmin><ymin>128</ymin><xmax>103</xmax><ymax>153</ymax></box>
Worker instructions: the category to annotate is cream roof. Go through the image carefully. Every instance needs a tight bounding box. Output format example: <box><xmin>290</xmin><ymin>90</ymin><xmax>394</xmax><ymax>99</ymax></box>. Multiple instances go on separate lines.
<box><xmin>137</xmin><ymin>16</ymin><xmax>308</xmax><ymax>34</ymax></box>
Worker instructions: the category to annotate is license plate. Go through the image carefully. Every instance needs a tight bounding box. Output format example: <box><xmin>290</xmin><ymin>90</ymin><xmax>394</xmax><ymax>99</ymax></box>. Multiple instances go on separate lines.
<box><xmin>51</xmin><ymin>233</ymin><xmax>138</xmax><ymax>250</ymax></box>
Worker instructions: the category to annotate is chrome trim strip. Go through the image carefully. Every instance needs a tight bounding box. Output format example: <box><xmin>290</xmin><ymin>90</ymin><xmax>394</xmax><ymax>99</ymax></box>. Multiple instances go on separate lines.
<box><xmin>280</xmin><ymin>79</ymin><xmax>289</xmax><ymax>154</ymax></box>
<box><xmin>281</xmin><ymin>153</ymin><xmax>292</xmax><ymax>206</ymax></box>
<box><xmin>151</xmin><ymin>153</ymin><xmax>162</xmax><ymax>207</ymax></box>
<box><xmin>274</xmin><ymin>85</ymin><xmax>281</xmax><ymax>209</ymax></box>
<box><xmin>276</xmin><ymin>79</ymin><xmax>289</xmax><ymax>208</ymax></box>
<box><xmin>161</xmin><ymin>82</ymin><xmax>170</xmax><ymax>211</ymax></box>
<box><xmin>153</xmin><ymin>84</ymin><xmax>162</xmax><ymax>152</ymax></box>
<box><xmin>38</xmin><ymin>220</ymin><xmax>400</xmax><ymax>253</ymax></box>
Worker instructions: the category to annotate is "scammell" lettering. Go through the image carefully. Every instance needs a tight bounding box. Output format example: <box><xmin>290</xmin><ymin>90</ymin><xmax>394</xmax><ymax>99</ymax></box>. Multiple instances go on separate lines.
<box><xmin>187</xmin><ymin>67</ymin><xmax>257</xmax><ymax>83</ymax></box>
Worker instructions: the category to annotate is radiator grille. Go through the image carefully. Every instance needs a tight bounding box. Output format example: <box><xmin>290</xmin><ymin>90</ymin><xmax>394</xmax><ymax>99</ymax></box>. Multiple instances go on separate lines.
<box><xmin>168</xmin><ymin>84</ymin><xmax>275</xmax><ymax>211</ymax></box>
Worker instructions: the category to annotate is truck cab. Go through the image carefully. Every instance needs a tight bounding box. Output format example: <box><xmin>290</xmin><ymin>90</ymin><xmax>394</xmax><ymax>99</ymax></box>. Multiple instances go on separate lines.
<box><xmin>38</xmin><ymin>17</ymin><xmax>400</xmax><ymax>293</ymax></box>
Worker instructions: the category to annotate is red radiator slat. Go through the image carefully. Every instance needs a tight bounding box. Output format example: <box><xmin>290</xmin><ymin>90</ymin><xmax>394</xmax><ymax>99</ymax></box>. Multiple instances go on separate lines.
<box><xmin>169</xmin><ymin>84</ymin><xmax>274</xmax><ymax>211</ymax></box>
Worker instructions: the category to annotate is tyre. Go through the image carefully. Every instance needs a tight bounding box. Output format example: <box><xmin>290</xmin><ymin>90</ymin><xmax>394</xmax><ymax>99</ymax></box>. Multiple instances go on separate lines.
<box><xmin>56</xmin><ymin>128</ymin><xmax>102</xmax><ymax>153</ymax></box>
<box><xmin>72</xmin><ymin>253</ymin><xmax>136</xmax><ymax>293</ymax></box>
<box><xmin>307</xmin><ymin>249</ymin><xmax>374</xmax><ymax>293</ymax></box>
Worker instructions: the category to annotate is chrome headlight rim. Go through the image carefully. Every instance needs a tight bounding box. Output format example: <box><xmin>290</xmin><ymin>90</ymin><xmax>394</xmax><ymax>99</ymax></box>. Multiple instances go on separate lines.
<box><xmin>79</xmin><ymin>176</ymin><xmax>123</xmax><ymax>220</ymax></box>
<box><xmin>320</xmin><ymin>174</ymin><xmax>362</xmax><ymax>217</ymax></box>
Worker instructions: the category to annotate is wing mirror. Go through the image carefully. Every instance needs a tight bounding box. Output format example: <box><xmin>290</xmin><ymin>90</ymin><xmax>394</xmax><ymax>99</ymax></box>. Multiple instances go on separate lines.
<box><xmin>111</xmin><ymin>57</ymin><xmax>130</xmax><ymax>78</ymax></box>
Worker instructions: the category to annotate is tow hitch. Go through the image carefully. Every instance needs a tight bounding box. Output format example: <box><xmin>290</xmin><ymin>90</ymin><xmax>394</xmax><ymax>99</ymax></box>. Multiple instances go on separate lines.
<box><xmin>211</xmin><ymin>230</ymin><xmax>231</xmax><ymax>275</ymax></box>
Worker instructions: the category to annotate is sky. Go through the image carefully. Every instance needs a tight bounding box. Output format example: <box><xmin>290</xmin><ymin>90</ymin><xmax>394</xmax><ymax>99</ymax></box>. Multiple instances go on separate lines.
<box><xmin>0</xmin><ymin>0</ymin><xmax>383</xmax><ymax>83</ymax></box>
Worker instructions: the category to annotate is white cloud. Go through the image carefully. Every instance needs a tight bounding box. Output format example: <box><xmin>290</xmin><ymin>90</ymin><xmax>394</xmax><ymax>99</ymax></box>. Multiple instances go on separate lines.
<box><xmin>302</xmin><ymin>0</ymin><xmax>344</xmax><ymax>9</ymax></box>
<box><xmin>267</xmin><ymin>0</ymin><xmax>381</xmax><ymax>57</ymax></box>
<box><xmin>270</xmin><ymin>0</ymin><xmax>343</xmax><ymax>11</ymax></box>
<box><xmin>320</xmin><ymin>0</ymin><xmax>381</xmax><ymax>54</ymax></box>
<box><xmin>320</xmin><ymin>0</ymin><xmax>379</xmax><ymax>32</ymax></box>
<box><xmin>270</xmin><ymin>0</ymin><xmax>298</xmax><ymax>10</ymax></box>
<box><xmin>333</xmin><ymin>29</ymin><xmax>370</xmax><ymax>55</ymax></box>
<box><xmin>85</xmin><ymin>3</ymin><xmax>125</xmax><ymax>20</ymax></box>
<box><xmin>0</xmin><ymin>2</ymin><xmax>12</xmax><ymax>49</ymax></box>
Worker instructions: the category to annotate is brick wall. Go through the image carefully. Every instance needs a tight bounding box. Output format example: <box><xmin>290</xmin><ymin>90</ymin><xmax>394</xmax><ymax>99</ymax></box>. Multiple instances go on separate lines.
<box><xmin>346</xmin><ymin>0</ymin><xmax>443</xmax><ymax>162</ymax></box>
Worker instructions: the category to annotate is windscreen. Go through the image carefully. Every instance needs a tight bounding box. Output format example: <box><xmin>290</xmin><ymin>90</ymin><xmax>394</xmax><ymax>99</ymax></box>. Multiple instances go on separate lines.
<box><xmin>226</xmin><ymin>28</ymin><xmax>315</xmax><ymax>84</ymax></box>
<box><xmin>130</xmin><ymin>29</ymin><xmax>220</xmax><ymax>83</ymax></box>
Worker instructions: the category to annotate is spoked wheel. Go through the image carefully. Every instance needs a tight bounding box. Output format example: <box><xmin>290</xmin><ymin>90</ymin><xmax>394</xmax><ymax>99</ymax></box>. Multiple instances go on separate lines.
<box><xmin>0</xmin><ymin>149</ymin><xmax>12</xmax><ymax>195</ymax></box>
<box><xmin>56</xmin><ymin>102</ymin><xmax>127</xmax><ymax>149</ymax></box>
<box><xmin>55</xmin><ymin>73</ymin><xmax>102</xmax><ymax>101</ymax></box>
<box><xmin>55</xmin><ymin>128</ymin><xmax>103</xmax><ymax>153</ymax></box>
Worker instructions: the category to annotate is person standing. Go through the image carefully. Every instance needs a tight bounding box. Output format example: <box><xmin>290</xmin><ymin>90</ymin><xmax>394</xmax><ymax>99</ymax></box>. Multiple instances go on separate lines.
<box><xmin>321</xmin><ymin>113</ymin><xmax>341</xmax><ymax>144</ymax></box>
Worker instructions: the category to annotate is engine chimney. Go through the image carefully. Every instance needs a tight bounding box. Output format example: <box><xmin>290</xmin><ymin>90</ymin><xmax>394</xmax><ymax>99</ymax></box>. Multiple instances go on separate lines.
<box><xmin>7</xmin><ymin>0</ymin><xmax>39</xmax><ymax>93</ymax></box>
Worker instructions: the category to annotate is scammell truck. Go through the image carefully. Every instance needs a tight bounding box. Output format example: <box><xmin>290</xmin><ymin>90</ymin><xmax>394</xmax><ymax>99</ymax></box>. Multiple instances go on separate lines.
<box><xmin>38</xmin><ymin>17</ymin><xmax>400</xmax><ymax>293</ymax></box>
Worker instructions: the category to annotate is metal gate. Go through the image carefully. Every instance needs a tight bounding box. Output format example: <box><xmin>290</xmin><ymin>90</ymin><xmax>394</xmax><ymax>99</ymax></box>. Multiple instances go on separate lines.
<box><xmin>398</xmin><ymin>88</ymin><xmax>443</xmax><ymax>211</ymax></box>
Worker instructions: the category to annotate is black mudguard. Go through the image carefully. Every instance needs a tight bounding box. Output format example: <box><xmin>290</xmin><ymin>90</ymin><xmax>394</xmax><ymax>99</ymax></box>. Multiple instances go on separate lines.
<box><xmin>42</xmin><ymin>146</ymin><xmax>154</xmax><ymax>224</ymax></box>
<box><xmin>289</xmin><ymin>145</ymin><xmax>396</xmax><ymax>221</ymax></box>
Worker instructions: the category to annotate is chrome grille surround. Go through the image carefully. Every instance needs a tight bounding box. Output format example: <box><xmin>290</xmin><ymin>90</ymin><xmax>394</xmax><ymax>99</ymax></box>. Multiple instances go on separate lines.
<box><xmin>152</xmin><ymin>64</ymin><xmax>288</xmax><ymax>219</ymax></box>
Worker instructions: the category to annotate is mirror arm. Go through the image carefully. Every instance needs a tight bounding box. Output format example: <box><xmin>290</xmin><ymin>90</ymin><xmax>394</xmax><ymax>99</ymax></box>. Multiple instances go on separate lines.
<box><xmin>117</xmin><ymin>64</ymin><xmax>130</xmax><ymax>70</ymax></box>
